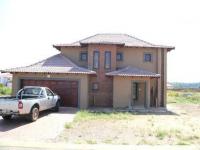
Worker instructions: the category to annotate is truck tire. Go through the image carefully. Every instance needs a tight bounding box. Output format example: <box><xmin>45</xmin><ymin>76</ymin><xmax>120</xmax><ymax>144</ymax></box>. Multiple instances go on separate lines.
<box><xmin>53</xmin><ymin>101</ymin><xmax>60</xmax><ymax>112</ymax></box>
<box><xmin>29</xmin><ymin>107</ymin><xmax>39</xmax><ymax>122</ymax></box>
<box><xmin>2</xmin><ymin>115</ymin><xmax>12</xmax><ymax>120</ymax></box>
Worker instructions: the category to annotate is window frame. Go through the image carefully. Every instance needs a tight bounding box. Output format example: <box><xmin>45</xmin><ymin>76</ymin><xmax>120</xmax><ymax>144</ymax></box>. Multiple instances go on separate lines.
<box><xmin>144</xmin><ymin>52</ymin><xmax>153</xmax><ymax>63</ymax></box>
<box><xmin>92</xmin><ymin>82</ymin><xmax>99</xmax><ymax>91</ymax></box>
<box><xmin>104</xmin><ymin>51</ymin><xmax>111</xmax><ymax>69</ymax></box>
<box><xmin>80</xmin><ymin>51</ymin><xmax>88</xmax><ymax>61</ymax></box>
<box><xmin>116</xmin><ymin>52</ymin><xmax>123</xmax><ymax>61</ymax></box>
<box><xmin>40</xmin><ymin>90</ymin><xmax>45</xmax><ymax>98</ymax></box>
<box><xmin>45</xmin><ymin>88</ymin><xmax>54</xmax><ymax>97</ymax></box>
<box><xmin>93</xmin><ymin>51</ymin><xmax>100</xmax><ymax>69</ymax></box>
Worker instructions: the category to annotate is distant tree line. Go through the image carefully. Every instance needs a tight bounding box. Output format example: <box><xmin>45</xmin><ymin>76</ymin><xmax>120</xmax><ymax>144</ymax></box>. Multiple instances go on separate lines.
<box><xmin>169</xmin><ymin>82</ymin><xmax>200</xmax><ymax>89</ymax></box>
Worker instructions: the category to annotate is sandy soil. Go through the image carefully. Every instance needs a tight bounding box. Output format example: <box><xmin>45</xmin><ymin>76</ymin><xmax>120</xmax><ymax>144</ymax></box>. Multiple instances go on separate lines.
<box><xmin>57</xmin><ymin>104</ymin><xmax>200</xmax><ymax>145</ymax></box>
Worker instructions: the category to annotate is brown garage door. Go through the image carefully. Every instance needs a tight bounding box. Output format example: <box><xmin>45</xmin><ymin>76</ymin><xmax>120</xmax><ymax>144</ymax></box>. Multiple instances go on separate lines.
<box><xmin>21</xmin><ymin>79</ymin><xmax>78</xmax><ymax>107</ymax></box>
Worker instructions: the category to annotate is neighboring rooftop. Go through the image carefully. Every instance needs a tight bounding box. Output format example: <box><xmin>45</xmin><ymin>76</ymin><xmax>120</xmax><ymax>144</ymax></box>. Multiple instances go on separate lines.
<box><xmin>53</xmin><ymin>33</ymin><xmax>175</xmax><ymax>50</ymax></box>
<box><xmin>106</xmin><ymin>66</ymin><xmax>160</xmax><ymax>78</ymax></box>
<box><xmin>3</xmin><ymin>54</ymin><xmax>96</xmax><ymax>75</ymax></box>
<box><xmin>0</xmin><ymin>73</ymin><xmax>12</xmax><ymax>78</ymax></box>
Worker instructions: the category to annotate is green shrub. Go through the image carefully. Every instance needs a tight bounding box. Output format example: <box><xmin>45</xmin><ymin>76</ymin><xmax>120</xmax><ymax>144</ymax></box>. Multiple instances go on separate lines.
<box><xmin>0</xmin><ymin>83</ymin><xmax>4</xmax><ymax>88</ymax></box>
<box><xmin>155</xmin><ymin>129</ymin><xmax>168</xmax><ymax>140</ymax></box>
<box><xmin>167</xmin><ymin>90</ymin><xmax>200</xmax><ymax>104</ymax></box>
<box><xmin>65</xmin><ymin>122</ymin><xmax>73</xmax><ymax>129</ymax></box>
<box><xmin>0</xmin><ymin>85</ymin><xmax>12</xmax><ymax>95</ymax></box>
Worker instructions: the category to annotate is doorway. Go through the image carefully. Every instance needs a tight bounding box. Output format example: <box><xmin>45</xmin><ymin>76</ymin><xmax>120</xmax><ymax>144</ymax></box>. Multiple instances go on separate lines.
<box><xmin>132</xmin><ymin>81</ymin><xmax>146</xmax><ymax>107</ymax></box>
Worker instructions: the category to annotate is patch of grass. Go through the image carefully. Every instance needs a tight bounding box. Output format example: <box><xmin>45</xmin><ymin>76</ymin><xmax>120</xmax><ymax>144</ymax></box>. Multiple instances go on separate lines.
<box><xmin>167</xmin><ymin>90</ymin><xmax>200</xmax><ymax>104</ymax></box>
<box><xmin>155</xmin><ymin>129</ymin><xmax>168</xmax><ymax>140</ymax></box>
<box><xmin>65</xmin><ymin>122</ymin><xmax>73</xmax><ymax>129</ymax></box>
<box><xmin>121</xmin><ymin>142</ymin><xmax>129</xmax><ymax>145</ymax></box>
<box><xmin>60</xmin><ymin>104</ymin><xmax>200</xmax><ymax>145</ymax></box>
<box><xmin>74</xmin><ymin>140</ymin><xmax>83</xmax><ymax>144</ymax></box>
<box><xmin>137</xmin><ymin>139</ymin><xmax>154</xmax><ymax>145</ymax></box>
<box><xmin>74</xmin><ymin>110</ymin><xmax>135</xmax><ymax>122</ymax></box>
<box><xmin>86</xmin><ymin>139</ymin><xmax>97</xmax><ymax>144</ymax></box>
<box><xmin>178</xmin><ymin>135</ymin><xmax>200</xmax><ymax>143</ymax></box>
<box><xmin>103</xmin><ymin>139</ymin><xmax>113</xmax><ymax>144</ymax></box>
<box><xmin>176</xmin><ymin>140</ymin><xmax>190</xmax><ymax>145</ymax></box>
<box><xmin>170</xmin><ymin>128</ymin><xmax>181</xmax><ymax>136</ymax></box>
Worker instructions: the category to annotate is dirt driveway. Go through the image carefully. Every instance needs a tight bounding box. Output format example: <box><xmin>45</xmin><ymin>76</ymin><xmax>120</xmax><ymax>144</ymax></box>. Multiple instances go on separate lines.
<box><xmin>0</xmin><ymin>107</ymin><xmax>77</xmax><ymax>143</ymax></box>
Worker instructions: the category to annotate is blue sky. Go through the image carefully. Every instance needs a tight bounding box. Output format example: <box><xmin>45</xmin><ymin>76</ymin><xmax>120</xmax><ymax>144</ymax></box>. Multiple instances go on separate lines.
<box><xmin>0</xmin><ymin>0</ymin><xmax>200</xmax><ymax>82</ymax></box>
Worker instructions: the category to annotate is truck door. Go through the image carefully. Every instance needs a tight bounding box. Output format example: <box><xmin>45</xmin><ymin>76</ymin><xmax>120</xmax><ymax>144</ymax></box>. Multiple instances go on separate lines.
<box><xmin>39</xmin><ymin>90</ymin><xmax>48</xmax><ymax>110</ymax></box>
<box><xmin>46</xmin><ymin>88</ymin><xmax>54</xmax><ymax>108</ymax></box>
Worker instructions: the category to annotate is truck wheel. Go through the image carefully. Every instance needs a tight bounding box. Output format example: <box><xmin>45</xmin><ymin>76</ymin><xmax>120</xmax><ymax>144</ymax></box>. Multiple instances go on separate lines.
<box><xmin>29</xmin><ymin>107</ymin><xmax>39</xmax><ymax>122</ymax></box>
<box><xmin>2</xmin><ymin>115</ymin><xmax>12</xmax><ymax>120</ymax></box>
<box><xmin>53</xmin><ymin>101</ymin><xmax>60</xmax><ymax>112</ymax></box>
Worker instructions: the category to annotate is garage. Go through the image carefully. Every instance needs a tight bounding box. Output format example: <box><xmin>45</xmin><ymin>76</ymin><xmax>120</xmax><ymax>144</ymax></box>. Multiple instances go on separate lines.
<box><xmin>21</xmin><ymin>79</ymin><xmax>79</xmax><ymax>107</ymax></box>
<box><xmin>4</xmin><ymin>54</ymin><xmax>95</xmax><ymax>109</ymax></box>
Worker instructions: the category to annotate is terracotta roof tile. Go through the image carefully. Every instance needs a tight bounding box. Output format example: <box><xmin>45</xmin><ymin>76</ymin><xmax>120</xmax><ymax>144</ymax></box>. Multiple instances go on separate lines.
<box><xmin>53</xmin><ymin>34</ymin><xmax>174</xmax><ymax>50</ymax></box>
<box><xmin>3</xmin><ymin>54</ymin><xmax>96</xmax><ymax>75</ymax></box>
<box><xmin>106</xmin><ymin>66</ymin><xmax>160</xmax><ymax>78</ymax></box>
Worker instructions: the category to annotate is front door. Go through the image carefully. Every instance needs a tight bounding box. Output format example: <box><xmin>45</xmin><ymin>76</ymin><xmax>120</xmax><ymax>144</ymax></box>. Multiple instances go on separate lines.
<box><xmin>132</xmin><ymin>82</ymin><xmax>146</xmax><ymax>107</ymax></box>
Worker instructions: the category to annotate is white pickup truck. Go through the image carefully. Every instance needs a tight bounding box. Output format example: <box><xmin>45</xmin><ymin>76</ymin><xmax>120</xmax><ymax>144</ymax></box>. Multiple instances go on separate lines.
<box><xmin>0</xmin><ymin>86</ymin><xmax>60</xmax><ymax>122</ymax></box>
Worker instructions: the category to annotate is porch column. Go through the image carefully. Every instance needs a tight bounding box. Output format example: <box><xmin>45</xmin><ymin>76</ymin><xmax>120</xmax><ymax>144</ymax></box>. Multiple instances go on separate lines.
<box><xmin>12</xmin><ymin>73</ymin><xmax>20</xmax><ymax>95</ymax></box>
<box><xmin>163</xmin><ymin>49</ymin><xmax>167</xmax><ymax>107</ymax></box>
<box><xmin>157</xmin><ymin>48</ymin><xmax>162</xmax><ymax>107</ymax></box>
<box><xmin>146</xmin><ymin>79</ymin><xmax>151</xmax><ymax>108</ymax></box>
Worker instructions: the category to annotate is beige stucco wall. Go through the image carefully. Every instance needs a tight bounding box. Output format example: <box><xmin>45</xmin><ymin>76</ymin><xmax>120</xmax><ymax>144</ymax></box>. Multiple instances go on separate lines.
<box><xmin>12</xmin><ymin>73</ymin><xmax>89</xmax><ymax>109</ymax></box>
<box><xmin>113</xmin><ymin>76</ymin><xmax>150</xmax><ymax>108</ymax></box>
<box><xmin>61</xmin><ymin>47</ymin><xmax>88</xmax><ymax>67</ymax></box>
<box><xmin>117</xmin><ymin>47</ymin><xmax>157</xmax><ymax>72</ymax></box>
<box><xmin>58</xmin><ymin>45</ymin><xmax>168</xmax><ymax>108</ymax></box>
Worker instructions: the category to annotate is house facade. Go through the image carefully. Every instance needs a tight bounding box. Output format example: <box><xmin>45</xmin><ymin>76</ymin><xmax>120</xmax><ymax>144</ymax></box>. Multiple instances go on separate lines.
<box><xmin>4</xmin><ymin>34</ymin><xmax>174</xmax><ymax>109</ymax></box>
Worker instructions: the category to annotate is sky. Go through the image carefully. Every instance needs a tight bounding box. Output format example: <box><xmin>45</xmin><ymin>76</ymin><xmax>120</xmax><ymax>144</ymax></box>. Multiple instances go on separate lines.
<box><xmin>0</xmin><ymin>0</ymin><xmax>200</xmax><ymax>82</ymax></box>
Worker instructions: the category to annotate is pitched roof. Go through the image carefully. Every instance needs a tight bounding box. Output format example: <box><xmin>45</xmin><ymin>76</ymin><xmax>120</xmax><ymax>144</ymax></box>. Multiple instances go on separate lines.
<box><xmin>53</xmin><ymin>33</ymin><xmax>174</xmax><ymax>50</ymax></box>
<box><xmin>3</xmin><ymin>54</ymin><xmax>96</xmax><ymax>75</ymax></box>
<box><xmin>106</xmin><ymin>66</ymin><xmax>160</xmax><ymax>78</ymax></box>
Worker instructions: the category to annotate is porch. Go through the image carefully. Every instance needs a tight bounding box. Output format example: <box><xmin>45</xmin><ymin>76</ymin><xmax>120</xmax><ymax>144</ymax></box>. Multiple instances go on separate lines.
<box><xmin>106</xmin><ymin>66</ymin><xmax>161</xmax><ymax>109</ymax></box>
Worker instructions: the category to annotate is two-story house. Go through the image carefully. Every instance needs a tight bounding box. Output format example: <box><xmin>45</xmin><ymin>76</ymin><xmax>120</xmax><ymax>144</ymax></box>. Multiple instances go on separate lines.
<box><xmin>4</xmin><ymin>34</ymin><xmax>174</xmax><ymax>109</ymax></box>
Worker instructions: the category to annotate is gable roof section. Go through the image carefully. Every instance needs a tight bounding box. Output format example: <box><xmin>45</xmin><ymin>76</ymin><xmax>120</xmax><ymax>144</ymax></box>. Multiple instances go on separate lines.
<box><xmin>53</xmin><ymin>33</ymin><xmax>175</xmax><ymax>50</ymax></box>
<box><xmin>3</xmin><ymin>54</ymin><xmax>96</xmax><ymax>75</ymax></box>
<box><xmin>106</xmin><ymin>66</ymin><xmax>160</xmax><ymax>78</ymax></box>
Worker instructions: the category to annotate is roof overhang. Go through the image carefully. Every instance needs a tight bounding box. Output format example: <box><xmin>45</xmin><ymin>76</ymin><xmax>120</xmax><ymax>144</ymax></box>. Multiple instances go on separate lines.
<box><xmin>106</xmin><ymin>66</ymin><xmax>161</xmax><ymax>78</ymax></box>
<box><xmin>106</xmin><ymin>74</ymin><xmax>160</xmax><ymax>78</ymax></box>
<box><xmin>2</xmin><ymin>54</ymin><xmax>96</xmax><ymax>75</ymax></box>
<box><xmin>53</xmin><ymin>44</ymin><xmax>81</xmax><ymax>51</ymax></box>
<box><xmin>53</xmin><ymin>44</ymin><xmax>175</xmax><ymax>51</ymax></box>
<box><xmin>3</xmin><ymin>71</ymin><xmax>96</xmax><ymax>75</ymax></box>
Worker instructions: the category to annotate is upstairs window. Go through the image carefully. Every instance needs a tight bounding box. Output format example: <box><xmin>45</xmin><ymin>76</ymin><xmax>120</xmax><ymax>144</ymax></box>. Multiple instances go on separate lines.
<box><xmin>80</xmin><ymin>52</ymin><xmax>88</xmax><ymax>61</ymax></box>
<box><xmin>116</xmin><ymin>52</ymin><xmax>123</xmax><ymax>61</ymax></box>
<box><xmin>144</xmin><ymin>53</ymin><xmax>152</xmax><ymax>62</ymax></box>
<box><xmin>93</xmin><ymin>51</ymin><xmax>100</xmax><ymax>69</ymax></box>
<box><xmin>105</xmin><ymin>51</ymin><xmax>111</xmax><ymax>69</ymax></box>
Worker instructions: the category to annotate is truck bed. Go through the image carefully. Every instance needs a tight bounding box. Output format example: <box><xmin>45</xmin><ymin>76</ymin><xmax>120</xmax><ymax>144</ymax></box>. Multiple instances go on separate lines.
<box><xmin>0</xmin><ymin>98</ymin><xmax>19</xmax><ymax>113</ymax></box>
